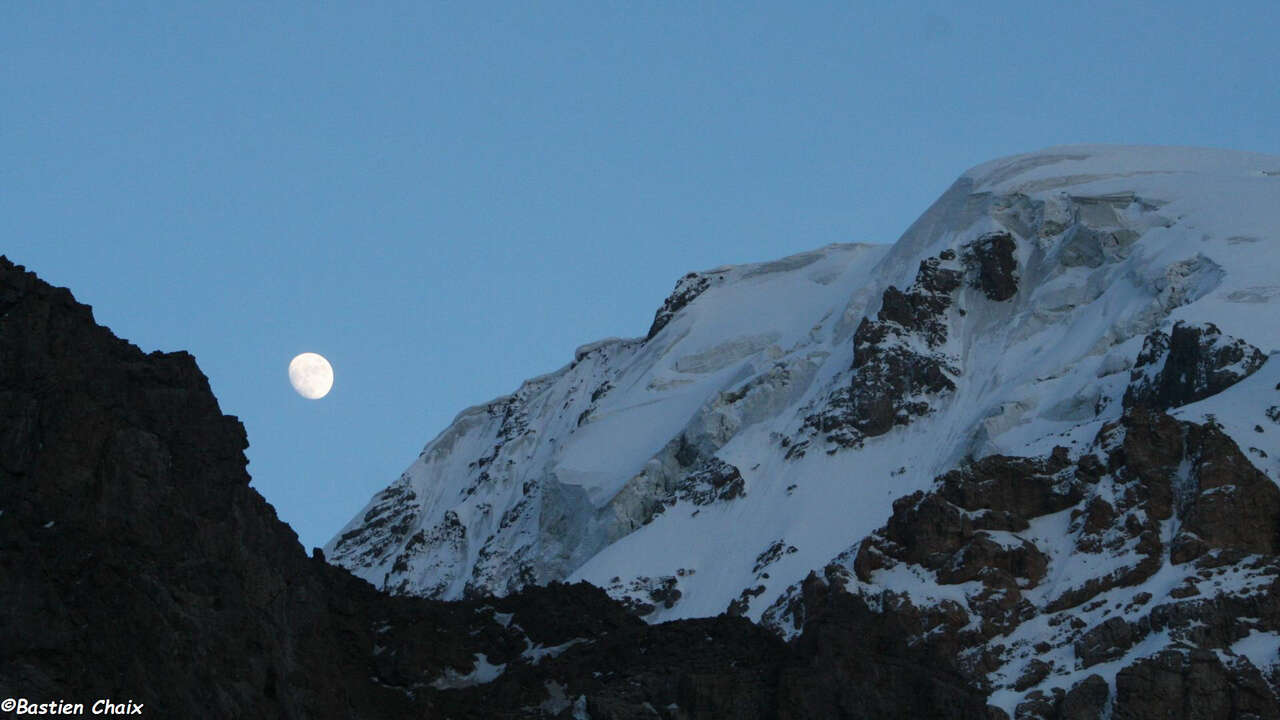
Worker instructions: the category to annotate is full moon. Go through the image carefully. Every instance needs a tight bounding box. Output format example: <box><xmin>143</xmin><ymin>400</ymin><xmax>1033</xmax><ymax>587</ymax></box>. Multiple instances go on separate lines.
<box><xmin>288</xmin><ymin>352</ymin><xmax>334</xmax><ymax>399</ymax></box>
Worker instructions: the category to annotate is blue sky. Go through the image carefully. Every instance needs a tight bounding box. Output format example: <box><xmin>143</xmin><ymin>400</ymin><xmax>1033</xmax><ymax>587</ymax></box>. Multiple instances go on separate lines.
<box><xmin>4</xmin><ymin>2</ymin><xmax>1278</xmax><ymax>551</ymax></box>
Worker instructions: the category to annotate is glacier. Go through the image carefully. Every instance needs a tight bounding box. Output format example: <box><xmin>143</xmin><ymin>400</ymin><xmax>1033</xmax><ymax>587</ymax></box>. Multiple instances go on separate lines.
<box><xmin>326</xmin><ymin>143</ymin><xmax>1280</xmax><ymax>635</ymax></box>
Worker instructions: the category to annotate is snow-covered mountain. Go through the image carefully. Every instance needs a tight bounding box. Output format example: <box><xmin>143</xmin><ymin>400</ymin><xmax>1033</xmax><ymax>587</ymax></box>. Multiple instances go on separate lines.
<box><xmin>327</xmin><ymin>146</ymin><xmax>1280</xmax><ymax>712</ymax></box>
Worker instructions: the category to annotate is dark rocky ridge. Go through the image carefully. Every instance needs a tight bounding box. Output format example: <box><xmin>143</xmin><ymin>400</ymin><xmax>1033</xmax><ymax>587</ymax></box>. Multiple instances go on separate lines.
<box><xmin>799</xmin><ymin>251</ymin><xmax>966</xmax><ymax>452</ymax></box>
<box><xmin>795</xmin><ymin>234</ymin><xmax>1026</xmax><ymax>458</ymax></box>
<box><xmin>0</xmin><ymin>257</ymin><xmax>992</xmax><ymax>718</ymax></box>
<box><xmin>647</xmin><ymin>271</ymin><xmax>722</xmax><ymax>341</ymax></box>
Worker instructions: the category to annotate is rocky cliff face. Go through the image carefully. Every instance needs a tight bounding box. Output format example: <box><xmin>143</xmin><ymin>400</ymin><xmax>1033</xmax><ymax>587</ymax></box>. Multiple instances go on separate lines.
<box><xmin>771</xmin><ymin>407</ymin><xmax>1280</xmax><ymax>717</ymax></box>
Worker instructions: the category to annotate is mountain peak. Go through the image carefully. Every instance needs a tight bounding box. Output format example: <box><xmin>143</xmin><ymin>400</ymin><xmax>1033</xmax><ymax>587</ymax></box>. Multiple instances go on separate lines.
<box><xmin>963</xmin><ymin>144</ymin><xmax>1280</xmax><ymax>190</ymax></box>
<box><xmin>327</xmin><ymin>146</ymin><xmax>1280</xmax><ymax>710</ymax></box>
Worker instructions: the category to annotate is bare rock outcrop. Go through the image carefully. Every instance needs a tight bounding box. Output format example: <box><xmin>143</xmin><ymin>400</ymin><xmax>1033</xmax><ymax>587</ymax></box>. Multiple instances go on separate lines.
<box><xmin>1124</xmin><ymin>321</ymin><xmax>1267</xmax><ymax>411</ymax></box>
<box><xmin>776</xmin><ymin>404</ymin><xmax>1280</xmax><ymax>716</ymax></box>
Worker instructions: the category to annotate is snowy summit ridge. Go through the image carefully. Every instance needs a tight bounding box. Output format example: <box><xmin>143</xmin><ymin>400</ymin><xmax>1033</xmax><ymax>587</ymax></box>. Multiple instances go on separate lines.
<box><xmin>327</xmin><ymin>146</ymin><xmax>1280</xmax><ymax>710</ymax></box>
